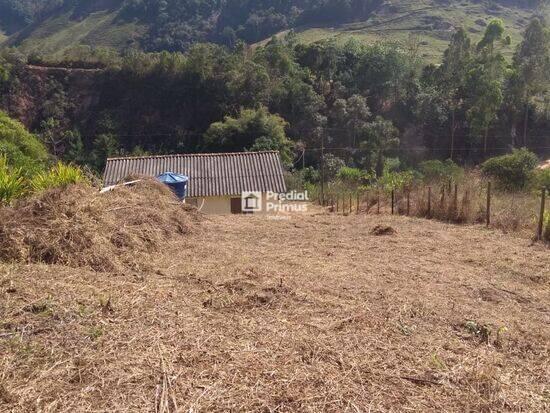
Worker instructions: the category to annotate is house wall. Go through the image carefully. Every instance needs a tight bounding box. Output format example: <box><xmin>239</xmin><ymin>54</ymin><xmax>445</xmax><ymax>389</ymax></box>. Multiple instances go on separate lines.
<box><xmin>187</xmin><ymin>193</ymin><xmax>270</xmax><ymax>214</ymax></box>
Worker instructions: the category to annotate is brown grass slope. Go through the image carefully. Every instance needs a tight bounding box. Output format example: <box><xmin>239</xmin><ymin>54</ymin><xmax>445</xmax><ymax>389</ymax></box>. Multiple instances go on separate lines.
<box><xmin>1</xmin><ymin>212</ymin><xmax>549</xmax><ymax>412</ymax></box>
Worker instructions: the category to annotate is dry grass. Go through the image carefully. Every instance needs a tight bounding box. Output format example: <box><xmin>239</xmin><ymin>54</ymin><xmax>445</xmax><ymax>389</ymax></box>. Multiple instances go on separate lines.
<box><xmin>1</xmin><ymin>209</ymin><xmax>549</xmax><ymax>412</ymax></box>
<box><xmin>389</xmin><ymin>182</ymin><xmax>545</xmax><ymax>239</ymax></box>
<box><xmin>0</xmin><ymin>180</ymin><xmax>199</xmax><ymax>272</ymax></box>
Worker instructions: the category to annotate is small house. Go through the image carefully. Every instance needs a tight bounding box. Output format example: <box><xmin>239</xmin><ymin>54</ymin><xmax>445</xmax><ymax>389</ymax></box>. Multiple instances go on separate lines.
<box><xmin>103</xmin><ymin>151</ymin><xmax>287</xmax><ymax>214</ymax></box>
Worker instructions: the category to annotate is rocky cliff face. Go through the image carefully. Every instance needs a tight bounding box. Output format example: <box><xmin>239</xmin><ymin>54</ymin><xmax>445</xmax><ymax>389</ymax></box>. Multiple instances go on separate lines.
<box><xmin>2</xmin><ymin>65</ymin><xmax>104</xmax><ymax>130</ymax></box>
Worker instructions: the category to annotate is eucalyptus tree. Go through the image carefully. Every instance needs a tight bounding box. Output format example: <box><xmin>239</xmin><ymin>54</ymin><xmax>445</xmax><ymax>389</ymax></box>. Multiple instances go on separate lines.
<box><xmin>511</xmin><ymin>18</ymin><xmax>550</xmax><ymax>146</ymax></box>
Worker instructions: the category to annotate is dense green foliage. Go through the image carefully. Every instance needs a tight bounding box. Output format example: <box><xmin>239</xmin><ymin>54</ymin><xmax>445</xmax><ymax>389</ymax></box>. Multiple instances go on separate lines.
<box><xmin>481</xmin><ymin>148</ymin><xmax>539</xmax><ymax>190</ymax></box>
<box><xmin>0</xmin><ymin>16</ymin><xmax>548</xmax><ymax>180</ymax></box>
<box><xmin>204</xmin><ymin>107</ymin><xmax>293</xmax><ymax>164</ymax></box>
<box><xmin>0</xmin><ymin>110</ymin><xmax>49</xmax><ymax>174</ymax></box>
<box><xmin>0</xmin><ymin>0</ymin><xmax>383</xmax><ymax>48</ymax></box>
<box><xmin>419</xmin><ymin>159</ymin><xmax>463</xmax><ymax>183</ymax></box>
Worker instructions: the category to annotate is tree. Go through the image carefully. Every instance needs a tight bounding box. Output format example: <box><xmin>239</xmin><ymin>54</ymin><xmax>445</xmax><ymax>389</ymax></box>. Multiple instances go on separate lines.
<box><xmin>359</xmin><ymin>116</ymin><xmax>400</xmax><ymax>177</ymax></box>
<box><xmin>477</xmin><ymin>19</ymin><xmax>505</xmax><ymax>55</ymax></box>
<box><xmin>329</xmin><ymin>94</ymin><xmax>371</xmax><ymax>147</ymax></box>
<box><xmin>204</xmin><ymin>107</ymin><xmax>293</xmax><ymax>165</ymax></box>
<box><xmin>465</xmin><ymin>20</ymin><xmax>508</xmax><ymax>155</ymax></box>
<box><xmin>438</xmin><ymin>28</ymin><xmax>472</xmax><ymax>159</ymax></box>
<box><xmin>466</xmin><ymin>64</ymin><xmax>504</xmax><ymax>154</ymax></box>
<box><xmin>512</xmin><ymin>18</ymin><xmax>550</xmax><ymax>146</ymax></box>
<box><xmin>91</xmin><ymin>133</ymin><xmax>119</xmax><ymax>172</ymax></box>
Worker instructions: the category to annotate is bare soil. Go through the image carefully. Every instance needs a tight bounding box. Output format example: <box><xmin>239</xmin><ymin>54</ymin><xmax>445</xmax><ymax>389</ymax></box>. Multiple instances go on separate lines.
<box><xmin>1</xmin><ymin>212</ymin><xmax>549</xmax><ymax>412</ymax></box>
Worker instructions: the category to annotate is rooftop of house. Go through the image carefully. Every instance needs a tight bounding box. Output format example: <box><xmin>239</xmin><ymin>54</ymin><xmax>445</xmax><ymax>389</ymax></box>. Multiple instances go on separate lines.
<box><xmin>103</xmin><ymin>151</ymin><xmax>287</xmax><ymax>198</ymax></box>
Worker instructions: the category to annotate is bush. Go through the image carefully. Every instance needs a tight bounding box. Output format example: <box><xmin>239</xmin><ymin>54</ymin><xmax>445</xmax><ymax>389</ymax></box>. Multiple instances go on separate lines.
<box><xmin>533</xmin><ymin>169</ymin><xmax>550</xmax><ymax>191</ymax></box>
<box><xmin>0</xmin><ymin>155</ymin><xmax>26</xmax><ymax>205</ymax></box>
<box><xmin>378</xmin><ymin>170</ymin><xmax>416</xmax><ymax>192</ymax></box>
<box><xmin>0</xmin><ymin>111</ymin><xmax>49</xmax><ymax>175</ymax></box>
<box><xmin>31</xmin><ymin>162</ymin><xmax>87</xmax><ymax>192</ymax></box>
<box><xmin>336</xmin><ymin>167</ymin><xmax>373</xmax><ymax>189</ymax></box>
<box><xmin>419</xmin><ymin>159</ymin><xmax>463</xmax><ymax>183</ymax></box>
<box><xmin>481</xmin><ymin>148</ymin><xmax>538</xmax><ymax>191</ymax></box>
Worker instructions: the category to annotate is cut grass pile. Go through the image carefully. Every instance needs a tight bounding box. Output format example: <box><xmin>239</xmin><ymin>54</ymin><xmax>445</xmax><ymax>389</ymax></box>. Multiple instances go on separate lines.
<box><xmin>1</xmin><ymin>211</ymin><xmax>548</xmax><ymax>411</ymax></box>
<box><xmin>0</xmin><ymin>179</ymin><xmax>199</xmax><ymax>272</ymax></box>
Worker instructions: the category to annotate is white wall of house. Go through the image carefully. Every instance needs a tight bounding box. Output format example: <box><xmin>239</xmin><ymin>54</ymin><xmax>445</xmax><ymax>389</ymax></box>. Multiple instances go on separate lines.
<box><xmin>187</xmin><ymin>193</ymin><xmax>270</xmax><ymax>214</ymax></box>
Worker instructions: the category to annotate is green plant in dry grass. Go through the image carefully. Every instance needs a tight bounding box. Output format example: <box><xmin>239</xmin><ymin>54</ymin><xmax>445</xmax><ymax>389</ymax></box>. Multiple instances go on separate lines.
<box><xmin>31</xmin><ymin>162</ymin><xmax>87</xmax><ymax>192</ymax></box>
<box><xmin>465</xmin><ymin>320</ymin><xmax>491</xmax><ymax>344</ymax></box>
<box><xmin>419</xmin><ymin>159</ymin><xmax>463</xmax><ymax>184</ymax></box>
<box><xmin>0</xmin><ymin>155</ymin><xmax>26</xmax><ymax>205</ymax></box>
<box><xmin>378</xmin><ymin>170</ymin><xmax>416</xmax><ymax>192</ymax></box>
<box><xmin>87</xmin><ymin>326</ymin><xmax>104</xmax><ymax>341</ymax></box>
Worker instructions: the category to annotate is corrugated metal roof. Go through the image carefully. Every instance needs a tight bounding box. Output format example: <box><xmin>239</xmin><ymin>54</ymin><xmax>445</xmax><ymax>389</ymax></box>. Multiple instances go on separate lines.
<box><xmin>103</xmin><ymin>151</ymin><xmax>287</xmax><ymax>197</ymax></box>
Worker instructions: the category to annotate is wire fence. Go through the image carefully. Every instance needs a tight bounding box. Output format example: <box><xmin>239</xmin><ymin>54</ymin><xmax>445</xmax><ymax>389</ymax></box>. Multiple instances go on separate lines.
<box><xmin>316</xmin><ymin>183</ymin><xmax>548</xmax><ymax>242</ymax></box>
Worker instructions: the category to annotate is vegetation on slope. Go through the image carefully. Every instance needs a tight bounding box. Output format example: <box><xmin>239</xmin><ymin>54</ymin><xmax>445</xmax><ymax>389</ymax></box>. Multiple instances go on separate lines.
<box><xmin>1</xmin><ymin>0</ymin><xmax>547</xmax><ymax>57</ymax></box>
<box><xmin>1</xmin><ymin>17</ymin><xmax>548</xmax><ymax>175</ymax></box>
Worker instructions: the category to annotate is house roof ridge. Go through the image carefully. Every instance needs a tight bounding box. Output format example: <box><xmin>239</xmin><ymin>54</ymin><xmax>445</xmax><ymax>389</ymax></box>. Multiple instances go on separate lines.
<box><xmin>106</xmin><ymin>151</ymin><xmax>279</xmax><ymax>162</ymax></box>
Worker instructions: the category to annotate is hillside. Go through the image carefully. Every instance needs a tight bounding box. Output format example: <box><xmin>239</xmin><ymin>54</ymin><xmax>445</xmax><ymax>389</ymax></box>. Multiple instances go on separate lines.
<box><xmin>274</xmin><ymin>0</ymin><xmax>550</xmax><ymax>63</ymax></box>
<box><xmin>0</xmin><ymin>0</ymin><xmax>547</xmax><ymax>59</ymax></box>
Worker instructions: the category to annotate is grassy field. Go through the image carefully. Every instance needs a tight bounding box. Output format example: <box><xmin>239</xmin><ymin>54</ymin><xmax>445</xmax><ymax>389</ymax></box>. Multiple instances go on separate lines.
<box><xmin>267</xmin><ymin>0</ymin><xmax>548</xmax><ymax>63</ymax></box>
<box><xmin>1</xmin><ymin>207</ymin><xmax>548</xmax><ymax>411</ymax></box>
<box><xmin>9</xmin><ymin>10</ymin><xmax>145</xmax><ymax>59</ymax></box>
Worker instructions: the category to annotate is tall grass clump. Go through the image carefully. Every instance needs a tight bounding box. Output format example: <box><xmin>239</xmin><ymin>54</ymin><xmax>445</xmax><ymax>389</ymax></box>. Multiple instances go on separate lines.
<box><xmin>31</xmin><ymin>162</ymin><xmax>87</xmax><ymax>192</ymax></box>
<box><xmin>0</xmin><ymin>155</ymin><xmax>26</xmax><ymax>205</ymax></box>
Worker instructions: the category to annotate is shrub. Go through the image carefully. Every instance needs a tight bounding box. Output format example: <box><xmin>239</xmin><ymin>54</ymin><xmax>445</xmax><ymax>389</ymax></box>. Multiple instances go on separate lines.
<box><xmin>31</xmin><ymin>162</ymin><xmax>87</xmax><ymax>192</ymax></box>
<box><xmin>336</xmin><ymin>167</ymin><xmax>373</xmax><ymax>189</ymax></box>
<box><xmin>378</xmin><ymin>170</ymin><xmax>416</xmax><ymax>192</ymax></box>
<box><xmin>481</xmin><ymin>148</ymin><xmax>538</xmax><ymax>191</ymax></box>
<box><xmin>419</xmin><ymin>159</ymin><xmax>463</xmax><ymax>183</ymax></box>
<box><xmin>533</xmin><ymin>169</ymin><xmax>550</xmax><ymax>191</ymax></box>
<box><xmin>0</xmin><ymin>155</ymin><xmax>26</xmax><ymax>205</ymax></box>
<box><xmin>0</xmin><ymin>111</ymin><xmax>49</xmax><ymax>175</ymax></box>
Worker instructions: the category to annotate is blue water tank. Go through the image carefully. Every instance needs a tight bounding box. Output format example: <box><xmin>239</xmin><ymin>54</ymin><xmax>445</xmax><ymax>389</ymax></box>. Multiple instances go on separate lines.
<box><xmin>156</xmin><ymin>172</ymin><xmax>189</xmax><ymax>200</ymax></box>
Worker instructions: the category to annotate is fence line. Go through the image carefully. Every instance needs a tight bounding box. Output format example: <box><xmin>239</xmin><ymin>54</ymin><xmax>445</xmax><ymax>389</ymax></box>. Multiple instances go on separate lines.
<box><xmin>318</xmin><ymin>182</ymin><xmax>549</xmax><ymax>242</ymax></box>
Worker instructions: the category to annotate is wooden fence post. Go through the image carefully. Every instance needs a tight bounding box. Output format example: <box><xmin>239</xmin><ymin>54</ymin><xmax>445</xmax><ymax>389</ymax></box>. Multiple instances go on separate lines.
<box><xmin>454</xmin><ymin>184</ymin><xmax>458</xmax><ymax>207</ymax></box>
<box><xmin>391</xmin><ymin>189</ymin><xmax>395</xmax><ymax>215</ymax></box>
<box><xmin>377</xmin><ymin>189</ymin><xmax>380</xmax><ymax>214</ymax></box>
<box><xmin>537</xmin><ymin>188</ymin><xmax>546</xmax><ymax>240</ymax></box>
<box><xmin>336</xmin><ymin>194</ymin><xmax>339</xmax><ymax>213</ymax></box>
<box><xmin>486</xmin><ymin>182</ymin><xmax>491</xmax><ymax>228</ymax></box>
<box><xmin>349</xmin><ymin>193</ymin><xmax>353</xmax><ymax>214</ymax></box>
<box><xmin>407</xmin><ymin>190</ymin><xmax>410</xmax><ymax>216</ymax></box>
<box><xmin>427</xmin><ymin>186</ymin><xmax>432</xmax><ymax>218</ymax></box>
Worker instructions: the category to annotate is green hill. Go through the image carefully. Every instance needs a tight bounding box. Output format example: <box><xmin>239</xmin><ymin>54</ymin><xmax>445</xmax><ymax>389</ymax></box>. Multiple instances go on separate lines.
<box><xmin>270</xmin><ymin>0</ymin><xmax>550</xmax><ymax>63</ymax></box>
<box><xmin>0</xmin><ymin>0</ymin><xmax>547</xmax><ymax>60</ymax></box>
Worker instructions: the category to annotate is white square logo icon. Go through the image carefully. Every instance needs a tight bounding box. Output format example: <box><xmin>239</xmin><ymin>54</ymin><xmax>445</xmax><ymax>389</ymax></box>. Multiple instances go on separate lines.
<box><xmin>242</xmin><ymin>191</ymin><xmax>262</xmax><ymax>212</ymax></box>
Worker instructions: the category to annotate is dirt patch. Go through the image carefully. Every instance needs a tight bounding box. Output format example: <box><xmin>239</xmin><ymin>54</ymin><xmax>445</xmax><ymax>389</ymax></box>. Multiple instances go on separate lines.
<box><xmin>0</xmin><ymin>180</ymin><xmax>200</xmax><ymax>272</ymax></box>
<box><xmin>370</xmin><ymin>225</ymin><xmax>396</xmax><ymax>235</ymax></box>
